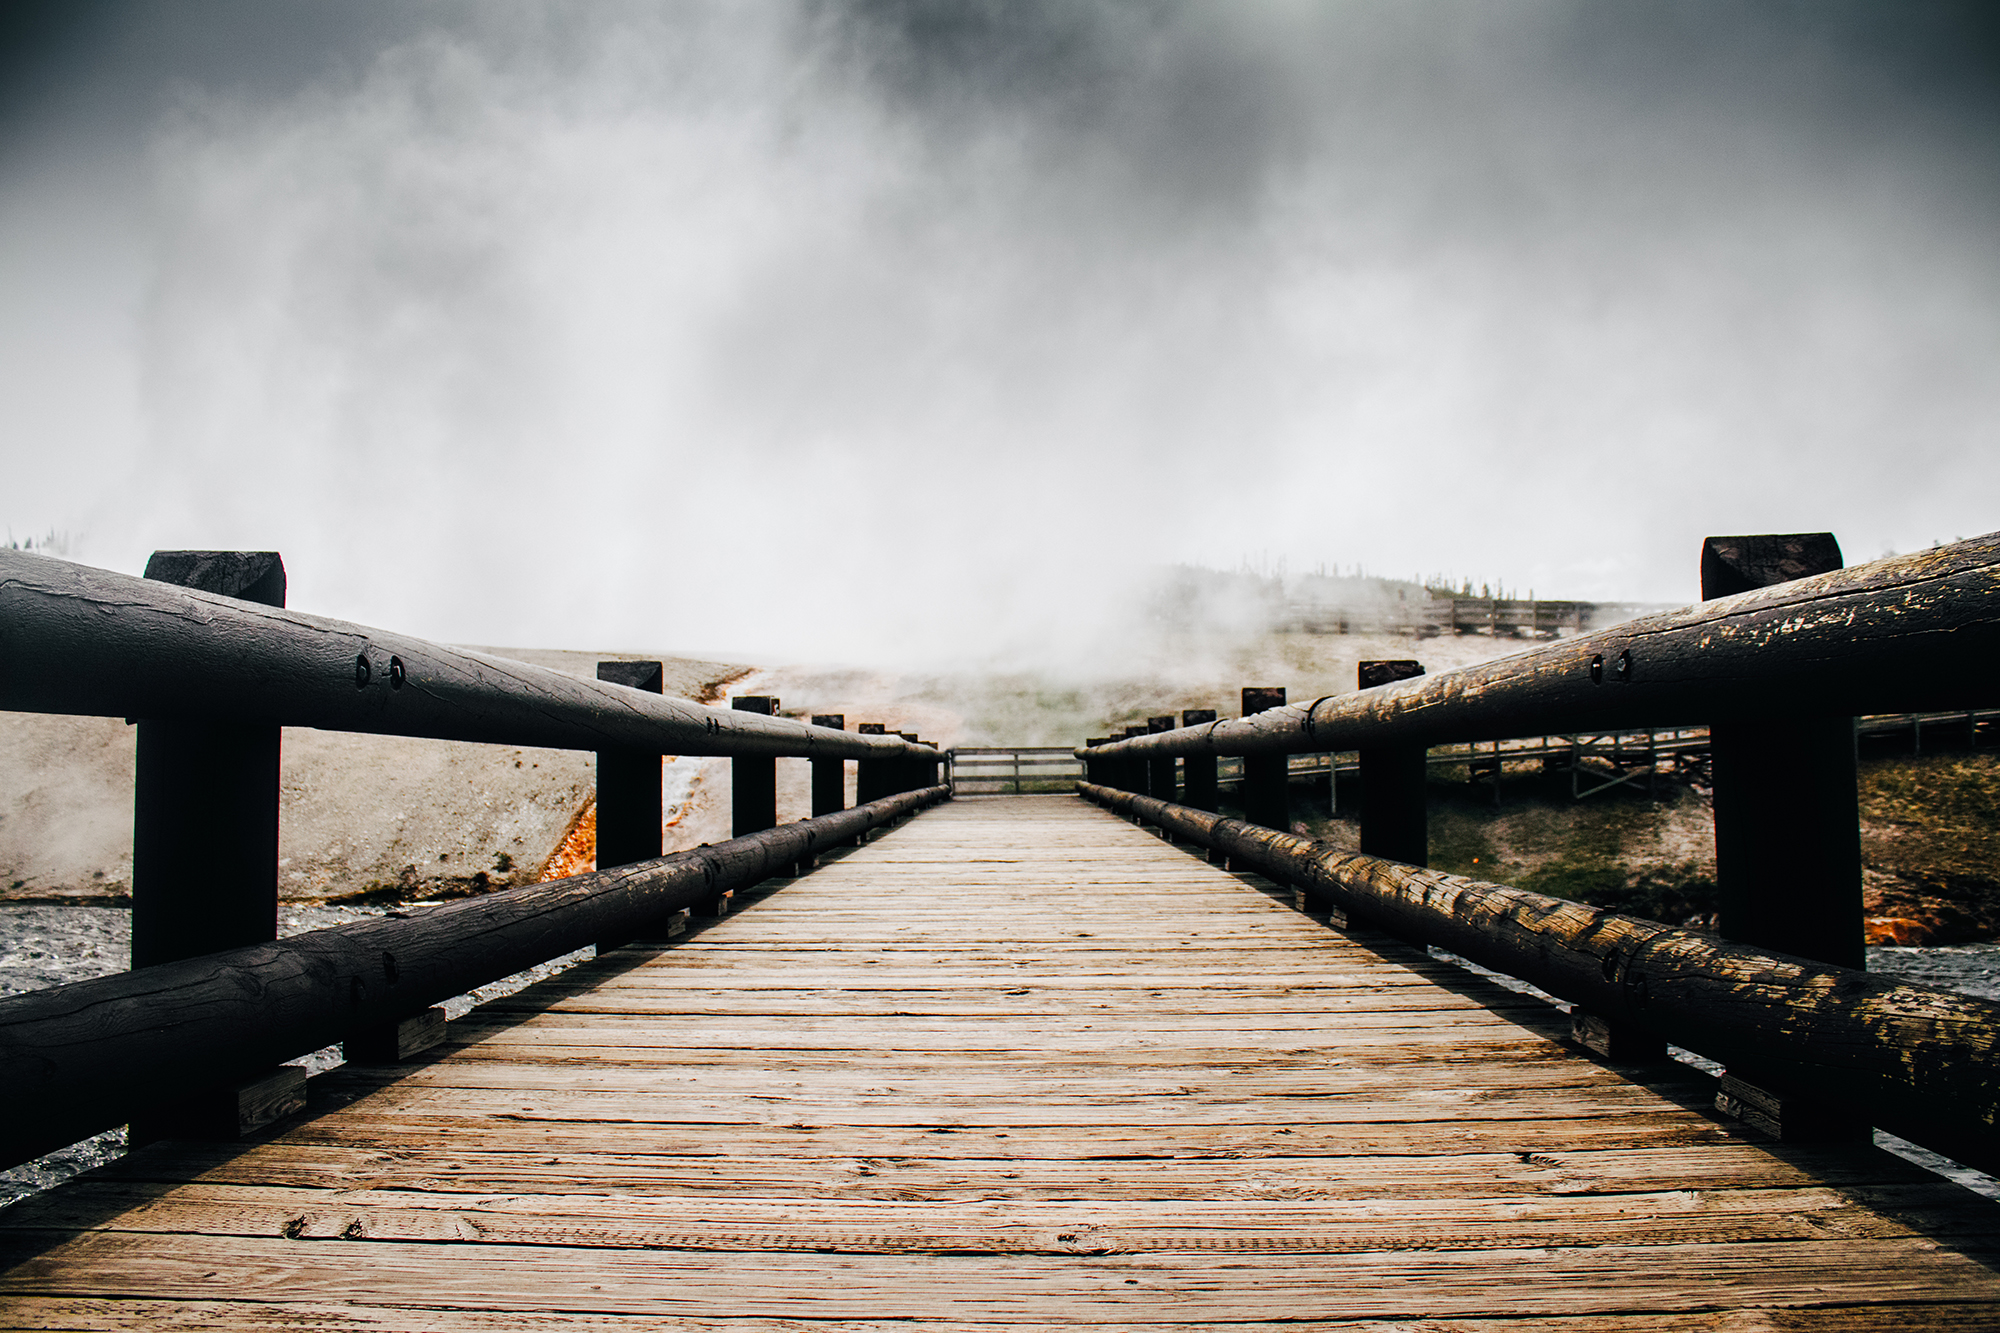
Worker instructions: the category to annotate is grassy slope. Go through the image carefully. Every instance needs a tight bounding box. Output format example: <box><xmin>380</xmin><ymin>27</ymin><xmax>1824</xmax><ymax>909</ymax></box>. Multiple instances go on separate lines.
<box><xmin>1285</xmin><ymin>750</ymin><xmax>1998</xmax><ymax>944</ymax></box>
<box><xmin>1857</xmin><ymin>752</ymin><xmax>2000</xmax><ymax>942</ymax></box>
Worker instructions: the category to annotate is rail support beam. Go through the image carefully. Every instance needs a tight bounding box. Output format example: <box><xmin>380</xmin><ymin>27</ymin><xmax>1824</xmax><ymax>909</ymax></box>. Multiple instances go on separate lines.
<box><xmin>595</xmin><ymin>661</ymin><xmax>665</xmax><ymax>869</ymax></box>
<box><xmin>593</xmin><ymin>661</ymin><xmax>667</xmax><ymax>955</ymax></box>
<box><xmin>131</xmin><ymin>550</ymin><xmax>287</xmax><ymax>971</ymax></box>
<box><xmin>855</xmin><ymin>723</ymin><xmax>891</xmax><ymax>814</ymax></box>
<box><xmin>1147</xmin><ymin>715</ymin><xmax>1177</xmax><ymax>804</ymax></box>
<box><xmin>804</xmin><ymin>713</ymin><xmax>847</xmax><ymax>873</ymax></box>
<box><xmin>810</xmin><ymin>714</ymin><xmax>846</xmax><ymax>818</ymax></box>
<box><xmin>1082</xmin><ymin>738</ymin><xmax>1110</xmax><ymax>790</ymax></box>
<box><xmin>1119</xmin><ymin>725</ymin><xmax>1150</xmax><ymax>796</ymax></box>
<box><xmin>1709</xmin><ymin>718</ymin><xmax>1863</xmax><ymax>967</ymax></box>
<box><xmin>731</xmin><ymin>696</ymin><xmax>779</xmax><ymax>838</ymax></box>
<box><xmin>1716</xmin><ymin>1073</ymin><xmax>1870</xmax><ymax>1143</ymax></box>
<box><xmin>1357</xmin><ymin>744</ymin><xmax>1427</xmax><ymax>866</ymax></box>
<box><xmin>346</xmin><ymin>1007</ymin><xmax>449</xmax><ymax>1064</ymax></box>
<box><xmin>1700</xmin><ymin>537</ymin><xmax>1862</xmax><ymax>969</ymax></box>
<box><xmin>1571</xmin><ymin>1010</ymin><xmax>1666</xmax><ymax>1064</ymax></box>
<box><xmin>1240</xmin><ymin>688</ymin><xmax>1289</xmax><ymax>831</ymax></box>
<box><xmin>1356</xmin><ymin>662</ymin><xmax>1428</xmax><ymax>867</ymax></box>
<box><xmin>1180</xmin><ymin>709</ymin><xmax>1218</xmax><ymax>812</ymax></box>
<box><xmin>136</xmin><ymin>1067</ymin><xmax>307</xmax><ymax>1144</ymax></box>
<box><xmin>1702</xmin><ymin>534</ymin><xmax>1866</xmax><ymax>1140</ymax></box>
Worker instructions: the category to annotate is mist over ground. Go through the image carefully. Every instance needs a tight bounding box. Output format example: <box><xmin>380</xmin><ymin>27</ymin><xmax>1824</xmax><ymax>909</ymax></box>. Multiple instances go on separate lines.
<box><xmin>4</xmin><ymin>2</ymin><xmax>1997</xmax><ymax>671</ymax></box>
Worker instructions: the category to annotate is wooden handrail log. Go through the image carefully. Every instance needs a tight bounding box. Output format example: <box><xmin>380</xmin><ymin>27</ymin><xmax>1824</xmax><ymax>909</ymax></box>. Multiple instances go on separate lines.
<box><xmin>1077</xmin><ymin>533</ymin><xmax>2000</xmax><ymax>759</ymax></box>
<box><xmin>0</xmin><ymin>784</ymin><xmax>950</xmax><ymax>1172</ymax></box>
<box><xmin>0</xmin><ymin>553</ymin><xmax>942</xmax><ymax>761</ymax></box>
<box><xmin>1078</xmin><ymin>781</ymin><xmax>2000</xmax><ymax>1174</ymax></box>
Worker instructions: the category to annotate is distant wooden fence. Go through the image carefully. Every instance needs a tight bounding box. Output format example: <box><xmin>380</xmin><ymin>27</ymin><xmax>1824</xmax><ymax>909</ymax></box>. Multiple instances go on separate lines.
<box><xmin>1280</xmin><ymin>596</ymin><xmax>1673</xmax><ymax>638</ymax></box>
<box><xmin>1240</xmin><ymin>712</ymin><xmax>2000</xmax><ymax>806</ymax></box>
<box><xmin>950</xmin><ymin>747</ymin><xmax>1083</xmax><ymax>795</ymax></box>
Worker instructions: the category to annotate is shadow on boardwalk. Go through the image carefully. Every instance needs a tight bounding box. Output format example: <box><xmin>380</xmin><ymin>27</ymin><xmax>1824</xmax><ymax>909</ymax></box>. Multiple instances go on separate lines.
<box><xmin>2</xmin><ymin>797</ymin><xmax>1997</xmax><ymax>1328</ymax></box>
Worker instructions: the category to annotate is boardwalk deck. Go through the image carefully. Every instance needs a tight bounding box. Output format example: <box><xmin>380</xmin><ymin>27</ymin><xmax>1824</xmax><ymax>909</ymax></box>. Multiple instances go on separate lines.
<box><xmin>3</xmin><ymin>796</ymin><xmax>1998</xmax><ymax>1328</ymax></box>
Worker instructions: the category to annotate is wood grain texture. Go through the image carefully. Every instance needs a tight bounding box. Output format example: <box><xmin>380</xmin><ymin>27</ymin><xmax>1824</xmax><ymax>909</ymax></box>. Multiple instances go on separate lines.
<box><xmin>0</xmin><ymin>786</ymin><xmax>948</xmax><ymax>1172</ymax></box>
<box><xmin>3</xmin><ymin>795</ymin><xmax>1997</xmax><ymax>1329</ymax></box>
<box><xmin>1078</xmin><ymin>780</ymin><xmax>2000</xmax><ymax>1173</ymax></box>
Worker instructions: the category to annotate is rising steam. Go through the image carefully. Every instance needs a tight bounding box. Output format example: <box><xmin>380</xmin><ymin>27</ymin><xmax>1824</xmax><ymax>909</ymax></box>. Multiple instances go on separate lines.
<box><xmin>3</xmin><ymin>2</ymin><xmax>1996</xmax><ymax>669</ymax></box>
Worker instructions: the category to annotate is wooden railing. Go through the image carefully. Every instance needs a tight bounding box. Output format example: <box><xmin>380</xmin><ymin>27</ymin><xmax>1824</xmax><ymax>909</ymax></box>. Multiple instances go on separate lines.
<box><xmin>0</xmin><ymin>549</ymin><xmax>949</xmax><ymax>1170</ymax></box>
<box><xmin>1079</xmin><ymin>779</ymin><xmax>2000</xmax><ymax>1174</ymax></box>
<box><xmin>950</xmin><ymin>746</ymin><xmax>1083</xmax><ymax>794</ymax></box>
<box><xmin>1278</xmin><ymin>594</ymin><xmax>1673</xmax><ymax>638</ymax></box>
<box><xmin>1078</xmin><ymin>532</ymin><xmax>2000</xmax><ymax>1169</ymax></box>
<box><xmin>1217</xmin><ymin>713</ymin><xmax>1999</xmax><ymax>807</ymax></box>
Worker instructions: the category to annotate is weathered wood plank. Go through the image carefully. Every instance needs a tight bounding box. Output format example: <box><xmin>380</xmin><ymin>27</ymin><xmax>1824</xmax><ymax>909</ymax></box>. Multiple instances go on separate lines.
<box><xmin>86</xmin><ymin>1142</ymin><xmax>1919</xmax><ymax>1201</ymax></box>
<box><xmin>127</xmin><ymin>1114</ymin><xmax>1749</xmax><ymax>1159</ymax></box>
<box><xmin>7</xmin><ymin>1300</ymin><xmax>2000</xmax><ymax>1332</ymax></box>
<box><xmin>5</xmin><ymin>1233</ymin><xmax>1998</xmax><ymax>1320</ymax></box>
<box><xmin>10</xmin><ymin>1180</ymin><xmax>1995</xmax><ymax>1256</ymax></box>
<box><xmin>3</xmin><ymin>796</ymin><xmax>1996</xmax><ymax>1327</ymax></box>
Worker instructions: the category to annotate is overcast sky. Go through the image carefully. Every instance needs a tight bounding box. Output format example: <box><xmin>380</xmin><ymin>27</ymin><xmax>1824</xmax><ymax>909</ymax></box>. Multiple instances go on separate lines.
<box><xmin>4</xmin><ymin>1</ymin><xmax>1997</xmax><ymax>666</ymax></box>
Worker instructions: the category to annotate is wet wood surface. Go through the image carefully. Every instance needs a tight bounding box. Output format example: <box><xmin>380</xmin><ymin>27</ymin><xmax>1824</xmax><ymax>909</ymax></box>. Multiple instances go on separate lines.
<box><xmin>3</xmin><ymin>795</ymin><xmax>1998</xmax><ymax>1328</ymax></box>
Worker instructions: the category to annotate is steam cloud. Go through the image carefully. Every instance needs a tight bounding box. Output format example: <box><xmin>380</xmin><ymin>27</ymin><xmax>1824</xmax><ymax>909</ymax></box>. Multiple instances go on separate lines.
<box><xmin>3</xmin><ymin>2</ymin><xmax>1997</xmax><ymax>668</ymax></box>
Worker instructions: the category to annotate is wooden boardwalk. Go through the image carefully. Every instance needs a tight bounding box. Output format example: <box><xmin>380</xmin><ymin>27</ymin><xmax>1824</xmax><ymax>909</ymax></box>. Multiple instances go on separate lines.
<box><xmin>3</xmin><ymin>796</ymin><xmax>1998</xmax><ymax>1328</ymax></box>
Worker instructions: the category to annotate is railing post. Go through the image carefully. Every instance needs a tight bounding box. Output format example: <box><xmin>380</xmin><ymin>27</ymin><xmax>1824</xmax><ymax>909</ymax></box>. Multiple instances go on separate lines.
<box><xmin>131</xmin><ymin>551</ymin><xmax>304</xmax><ymax>1140</ymax></box>
<box><xmin>1702</xmin><ymin>533</ymin><xmax>1866</xmax><ymax>1140</ymax></box>
<box><xmin>1180</xmin><ymin>709</ymin><xmax>1218</xmax><ymax>812</ymax></box>
<box><xmin>595</xmin><ymin>662</ymin><xmax>664</xmax><ymax>870</ymax></box>
<box><xmin>1147</xmin><ymin>715</ymin><xmax>1177</xmax><ymax>803</ymax></box>
<box><xmin>591</xmin><ymin>662</ymin><xmax>665</xmax><ymax>954</ymax></box>
<box><xmin>1703</xmin><ymin>534</ymin><xmax>1861</xmax><ymax>968</ymax></box>
<box><xmin>1083</xmin><ymin>738</ymin><xmax>1108</xmax><ymax>788</ymax></box>
<box><xmin>1120</xmin><ymin>725</ymin><xmax>1150</xmax><ymax>804</ymax></box>
<box><xmin>1356</xmin><ymin>661</ymin><xmax>1426</xmax><ymax>865</ymax></box>
<box><xmin>810</xmin><ymin>715</ymin><xmax>846</xmax><ymax>817</ymax></box>
<box><xmin>1240</xmin><ymin>687</ymin><xmax>1288</xmax><ymax>829</ymax></box>
<box><xmin>793</xmin><ymin>712</ymin><xmax>848</xmax><ymax>876</ymax></box>
<box><xmin>855</xmin><ymin>723</ymin><xmax>889</xmax><ymax>819</ymax></box>
<box><xmin>132</xmin><ymin>552</ymin><xmax>286</xmax><ymax>971</ymax></box>
<box><xmin>730</xmin><ymin>696</ymin><xmax>778</xmax><ymax>838</ymax></box>
<box><xmin>898</xmin><ymin>733</ymin><xmax>924</xmax><ymax>796</ymax></box>
<box><xmin>891</xmin><ymin>732</ymin><xmax>910</xmax><ymax>794</ymax></box>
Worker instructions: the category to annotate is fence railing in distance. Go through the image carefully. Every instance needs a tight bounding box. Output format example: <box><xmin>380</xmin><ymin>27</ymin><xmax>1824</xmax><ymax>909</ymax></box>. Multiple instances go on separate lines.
<box><xmin>1276</xmin><ymin>595</ymin><xmax>1674</xmax><ymax>638</ymax></box>
<box><xmin>1199</xmin><ymin>711</ymin><xmax>1996</xmax><ymax>800</ymax></box>
<box><xmin>950</xmin><ymin>747</ymin><xmax>1082</xmax><ymax>795</ymax></box>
